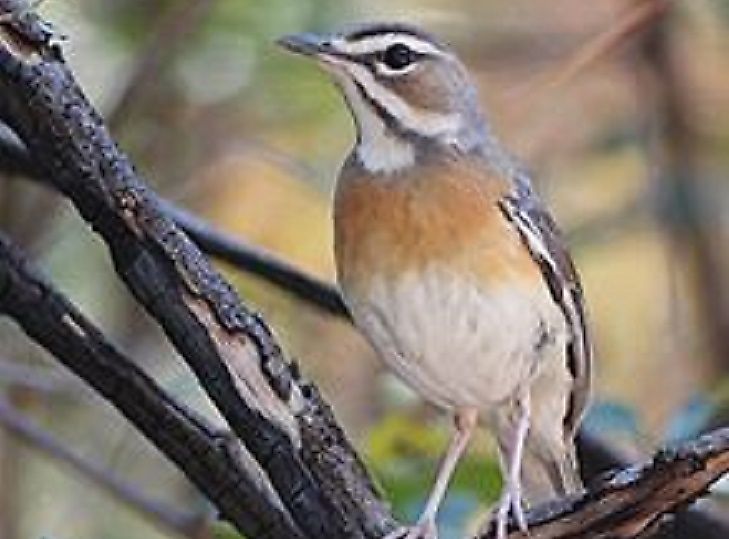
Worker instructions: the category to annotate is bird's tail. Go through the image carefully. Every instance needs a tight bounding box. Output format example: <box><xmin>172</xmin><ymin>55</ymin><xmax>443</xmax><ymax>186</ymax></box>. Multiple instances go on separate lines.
<box><xmin>494</xmin><ymin>422</ymin><xmax>583</xmax><ymax>507</ymax></box>
<box><xmin>518</xmin><ymin>436</ymin><xmax>582</xmax><ymax>506</ymax></box>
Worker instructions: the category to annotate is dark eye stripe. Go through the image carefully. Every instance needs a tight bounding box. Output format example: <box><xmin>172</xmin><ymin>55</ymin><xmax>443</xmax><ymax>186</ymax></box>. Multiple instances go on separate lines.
<box><xmin>329</xmin><ymin>49</ymin><xmax>426</xmax><ymax>70</ymax></box>
<box><xmin>349</xmin><ymin>77</ymin><xmax>430</xmax><ymax>146</ymax></box>
<box><xmin>350</xmin><ymin>77</ymin><xmax>401</xmax><ymax>132</ymax></box>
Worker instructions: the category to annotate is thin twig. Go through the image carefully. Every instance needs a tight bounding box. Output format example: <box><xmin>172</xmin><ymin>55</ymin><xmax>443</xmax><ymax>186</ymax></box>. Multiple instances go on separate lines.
<box><xmin>0</xmin><ymin>129</ymin><xmax>348</xmax><ymax>315</ymax></box>
<box><xmin>0</xmin><ymin>356</ymin><xmax>83</xmax><ymax>395</ymax></box>
<box><xmin>159</xmin><ymin>198</ymin><xmax>348</xmax><ymax>317</ymax></box>
<box><xmin>0</xmin><ymin>233</ymin><xmax>302</xmax><ymax>539</ymax></box>
<box><xmin>0</xmin><ymin>397</ymin><xmax>206</xmax><ymax>538</ymax></box>
<box><xmin>509</xmin><ymin>0</ymin><xmax>671</xmax><ymax>109</ymax></box>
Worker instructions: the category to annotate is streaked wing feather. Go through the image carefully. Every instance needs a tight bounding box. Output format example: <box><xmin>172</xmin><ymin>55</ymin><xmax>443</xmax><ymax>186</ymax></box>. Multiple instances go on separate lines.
<box><xmin>498</xmin><ymin>175</ymin><xmax>592</xmax><ymax>438</ymax></box>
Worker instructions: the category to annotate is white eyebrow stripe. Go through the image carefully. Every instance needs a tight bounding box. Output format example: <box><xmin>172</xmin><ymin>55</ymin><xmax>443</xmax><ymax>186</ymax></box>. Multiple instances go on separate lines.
<box><xmin>333</xmin><ymin>34</ymin><xmax>447</xmax><ymax>57</ymax></box>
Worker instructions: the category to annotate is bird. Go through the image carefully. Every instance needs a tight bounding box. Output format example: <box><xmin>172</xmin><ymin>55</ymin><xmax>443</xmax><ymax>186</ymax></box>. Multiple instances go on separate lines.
<box><xmin>279</xmin><ymin>22</ymin><xmax>592</xmax><ymax>539</ymax></box>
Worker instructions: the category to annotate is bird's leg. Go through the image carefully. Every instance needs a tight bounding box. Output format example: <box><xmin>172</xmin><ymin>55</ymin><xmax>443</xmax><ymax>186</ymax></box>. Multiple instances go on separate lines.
<box><xmin>494</xmin><ymin>392</ymin><xmax>531</xmax><ymax>539</ymax></box>
<box><xmin>384</xmin><ymin>407</ymin><xmax>478</xmax><ymax>539</ymax></box>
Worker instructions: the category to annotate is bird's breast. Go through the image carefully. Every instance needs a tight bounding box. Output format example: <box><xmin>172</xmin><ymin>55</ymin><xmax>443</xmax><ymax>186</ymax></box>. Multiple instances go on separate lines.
<box><xmin>334</xmin><ymin>160</ymin><xmax>563</xmax><ymax>410</ymax></box>
<box><xmin>334</xmin><ymin>159</ymin><xmax>541</xmax><ymax>291</ymax></box>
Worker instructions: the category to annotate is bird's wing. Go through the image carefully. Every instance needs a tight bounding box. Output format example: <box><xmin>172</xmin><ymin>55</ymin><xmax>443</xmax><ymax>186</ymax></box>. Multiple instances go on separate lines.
<box><xmin>498</xmin><ymin>174</ymin><xmax>592</xmax><ymax>438</ymax></box>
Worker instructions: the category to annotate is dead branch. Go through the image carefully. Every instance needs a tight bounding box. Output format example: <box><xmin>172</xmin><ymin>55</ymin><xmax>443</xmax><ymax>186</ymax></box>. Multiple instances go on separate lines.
<box><xmin>481</xmin><ymin>428</ymin><xmax>729</xmax><ymax>539</ymax></box>
<box><xmin>0</xmin><ymin>4</ymin><xmax>393</xmax><ymax>538</ymax></box>
<box><xmin>0</xmin><ymin>129</ymin><xmax>349</xmax><ymax>317</ymax></box>
<box><xmin>0</xmin><ymin>3</ymin><xmax>726</xmax><ymax>539</ymax></box>
<box><xmin>0</xmin><ymin>233</ymin><xmax>301</xmax><ymax>539</ymax></box>
<box><xmin>0</xmin><ymin>396</ymin><xmax>205</xmax><ymax>538</ymax></box>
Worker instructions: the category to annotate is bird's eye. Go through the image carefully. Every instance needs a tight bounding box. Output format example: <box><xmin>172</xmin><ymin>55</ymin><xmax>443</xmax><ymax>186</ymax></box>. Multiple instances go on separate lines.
<box><xmin>381</xmin><ymin>43</ymin><xmax>416</xmax><ymax>70</ymax></box>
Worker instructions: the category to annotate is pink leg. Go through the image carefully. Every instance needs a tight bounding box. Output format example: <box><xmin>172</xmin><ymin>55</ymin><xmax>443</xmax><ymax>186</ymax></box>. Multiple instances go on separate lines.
<box><xmin>494</xmin><ymin>393</ymin><xmax>531</xmax><ymax>539</ymax></box>
<box><xmin>384</xmin><ymin>408</ymin><xmax>478</xmax><ymax>539</ymax></box>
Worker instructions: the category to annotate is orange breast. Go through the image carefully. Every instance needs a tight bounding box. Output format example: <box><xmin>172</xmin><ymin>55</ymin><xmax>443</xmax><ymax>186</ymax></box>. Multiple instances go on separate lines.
<box><xmin>334</xmin><ymin>158</ymin><xmax>542</xmax><ymax>295</ymax></box>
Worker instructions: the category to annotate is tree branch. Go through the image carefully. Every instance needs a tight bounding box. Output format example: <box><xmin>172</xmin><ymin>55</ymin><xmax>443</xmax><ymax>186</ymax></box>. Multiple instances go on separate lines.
<box><xmin>0</xmin><ymin>5</ymin><xmax>394</xmax><ymax>538</ymax></box>
<box><xmin>0</xmin><ymin>396</ymin><xmax>206</xmax><ymax>538</ymax></box>
<box><xmin>479</xmin><ymin>428</ymin><xmax>729</xmax><ymax>538</ymax></box>
<box><xmin>0</xmin><ymin>127</ymin><xmax>349</xmax><ymax>316</ymax></box>
<box><xmin>0</xmin><ymin>4</ymin><xmax>726</xmax><ymax>539</ymax></box>
<box><xmin>0</xmin><ymin>232</ymin><xmax>301</xmax><ymax>539</ymax></box>
<box><xmin>159</xmin><ymin>198</ymin><xmax>350</xmax><ymax>317</ymax></box>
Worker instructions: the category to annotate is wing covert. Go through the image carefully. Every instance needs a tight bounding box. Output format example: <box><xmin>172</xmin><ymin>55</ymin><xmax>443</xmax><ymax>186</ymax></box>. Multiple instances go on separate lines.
<box><xmin>498</xmin><ymin>175</ymin><xmax>592</xmax><ymax>438</ymax></box>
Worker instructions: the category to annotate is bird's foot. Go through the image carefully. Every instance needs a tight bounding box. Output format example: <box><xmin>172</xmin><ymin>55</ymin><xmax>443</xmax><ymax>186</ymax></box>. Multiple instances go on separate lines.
<box><xmin>382</xmin><ymin>519</ymin><xmax>438</xmax><ymax>539</ymax></box>
<box><xmin>480</xmin><ymin>481</ymin><xmax>528</xmax><ymax>539</ymax></box>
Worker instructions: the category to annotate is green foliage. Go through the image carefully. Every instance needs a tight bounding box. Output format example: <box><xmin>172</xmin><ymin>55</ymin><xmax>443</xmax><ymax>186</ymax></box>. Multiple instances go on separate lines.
<box><xmin>365</xmin><ymin>412</ymin><xmax>502</xmax><ymax>530</ymax></box>
<box><xmin>212</xmin><ymin>521</ymin><xmax>245</xmax><ymax>539</ymax></box>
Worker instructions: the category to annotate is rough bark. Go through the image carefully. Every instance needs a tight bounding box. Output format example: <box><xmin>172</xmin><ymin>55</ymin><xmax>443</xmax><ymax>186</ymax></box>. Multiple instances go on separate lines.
<box><xmin>0</xmin><ymin>4</ymin><xmax>393</xmax><ymax>538</ymax></box>
<box><xmin>0</xmin><ymin>233</ymin><xmax>301</xmax><ymax>539</ymax></box>
<box><xmin>0</xmin><ymin>4</ymin><xmax>726</xmax><ymax>539</ymax></box>
<box><xmin>483</xmin><ymin>428</ymin><xmax>729</xmax><ymax>538</ymax></box>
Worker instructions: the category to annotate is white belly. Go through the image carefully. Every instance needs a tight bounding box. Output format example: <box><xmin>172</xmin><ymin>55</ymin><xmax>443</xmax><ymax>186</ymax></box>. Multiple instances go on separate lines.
<box><xmin>345</xmin><ymin>267</ymin><xmax>567</xmax><ymax>411</ymax></box>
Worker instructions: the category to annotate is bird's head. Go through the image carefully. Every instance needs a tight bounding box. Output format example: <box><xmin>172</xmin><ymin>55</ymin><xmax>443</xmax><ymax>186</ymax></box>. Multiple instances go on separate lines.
<box><xmin>278</xmin><ymin>23</ymin><xmax>488</xmax><ymax>174</ymax></box>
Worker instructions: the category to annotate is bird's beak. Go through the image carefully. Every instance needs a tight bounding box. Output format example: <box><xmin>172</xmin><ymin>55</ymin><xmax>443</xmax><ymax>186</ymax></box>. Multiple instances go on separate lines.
<box><xmin>277</xmin><ymin>32</ymin><xmax>335</xmax><ymax>58</ymax></box>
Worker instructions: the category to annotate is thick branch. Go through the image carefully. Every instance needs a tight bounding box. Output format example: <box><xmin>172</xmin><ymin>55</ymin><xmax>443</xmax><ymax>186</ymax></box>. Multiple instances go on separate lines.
<box><xmin>0</xmin><ymin>5</ymin><xmax>726</xmax><ymax>539</ymax></box>
<box><xmin>0</xmin><ymin>128</ymin><xmax>349</xmax><ymax>317</ymax></box>
<box><xmin>480</xmin><ymin>428</ymin><xmax>729</xmax><ymax>538</ymax></box>
<box><xmin>0</xmin><ymin>6</ymin><xmax>393</xmax><ymax>538</ymax></box>
<box><xmin>0</xmin><ymin>233</ymin><xmax>301</xmax><ymax>539</ymax></box>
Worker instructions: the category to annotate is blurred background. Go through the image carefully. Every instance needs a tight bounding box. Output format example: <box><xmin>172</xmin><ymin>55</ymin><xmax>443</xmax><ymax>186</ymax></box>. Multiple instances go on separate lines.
<box><xmin>0</xmin><ymin>0</ymin><xmax>728</xmax><ymax>537</ymax></box>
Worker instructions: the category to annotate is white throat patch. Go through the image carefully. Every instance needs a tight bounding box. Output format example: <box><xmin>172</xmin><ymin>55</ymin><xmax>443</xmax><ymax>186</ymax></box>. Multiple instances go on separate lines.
<box><xmin>336</xmin><ymin>74</ymin><xmax>415</xmax><ymax>174</ymax></box>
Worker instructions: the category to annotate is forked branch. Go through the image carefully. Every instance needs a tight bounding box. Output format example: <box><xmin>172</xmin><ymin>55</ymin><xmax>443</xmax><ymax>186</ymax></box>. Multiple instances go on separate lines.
<box><xmin>0</xmin><ymin>3</ymin><xmax>726</xmax><ymax>539</ymax></box>
<box><xmin>0</xmin><ymin>3</ymin><xmax>392</xmax><ymax>538</ymax></box>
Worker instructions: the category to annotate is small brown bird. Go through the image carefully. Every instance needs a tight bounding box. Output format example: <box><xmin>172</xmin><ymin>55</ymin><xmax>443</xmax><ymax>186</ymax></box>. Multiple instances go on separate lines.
<box><xmin>279</xmin><ymin>23</ymin><xmax>592</xmax><ymax>539</ymax></box>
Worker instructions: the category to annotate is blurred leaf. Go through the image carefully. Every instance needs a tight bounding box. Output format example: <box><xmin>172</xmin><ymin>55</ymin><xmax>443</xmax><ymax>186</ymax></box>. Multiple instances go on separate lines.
<box><xmin>582</xmin><ymin>400</ymin><xmax>641</xmax><ymax>439</ymax></box>
<box><xmin>365</xmin><ymin>413</ymin><xmax>501</xmax><ymax>530</ymax></box>
<box><xmin>664</xmin><ymin>394</ymin><xmax>716</xmax><ymax>443</ymax></box>
<box><xmin>212</xmin><ymin>522</ymin><xmax>245</xmax><ymax>539</ymax></box>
